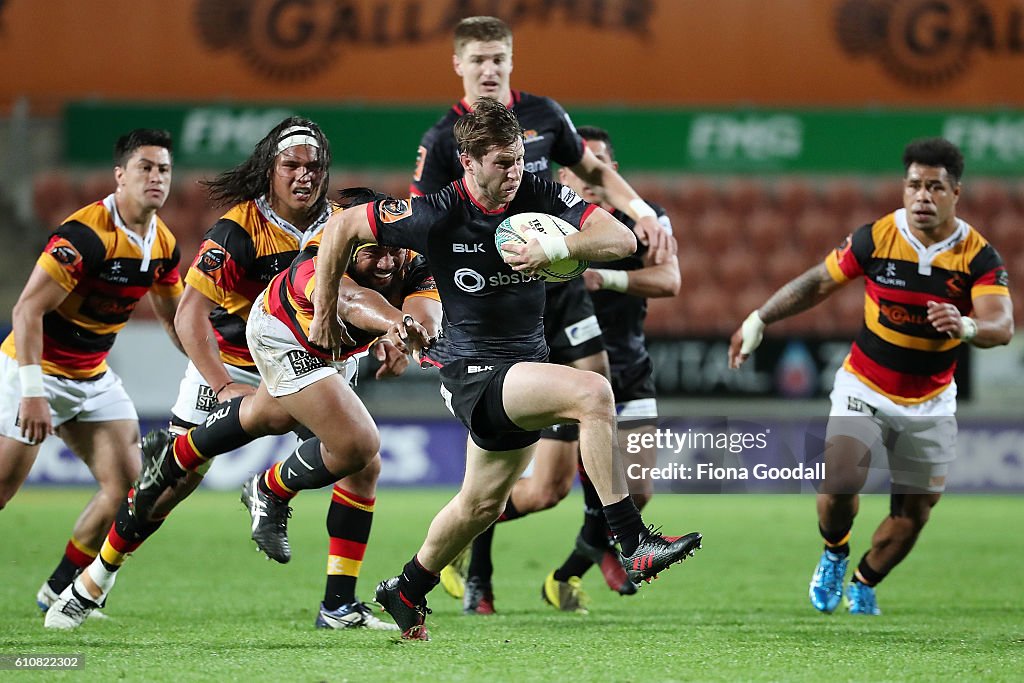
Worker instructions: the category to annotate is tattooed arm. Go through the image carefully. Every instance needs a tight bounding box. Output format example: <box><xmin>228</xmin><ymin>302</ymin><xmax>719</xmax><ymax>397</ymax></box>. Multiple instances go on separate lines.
<box><xmin>728</xmin><ymin>263</ymin><xmax>846</xmax><ymax>368</ymax></box>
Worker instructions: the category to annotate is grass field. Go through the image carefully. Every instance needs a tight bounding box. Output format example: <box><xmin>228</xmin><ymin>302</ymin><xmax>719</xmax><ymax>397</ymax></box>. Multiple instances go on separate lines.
<box><xmin>1</xmin><ymin>488</ymin><xmax>1021</xmax><ymax>681</ymax></box>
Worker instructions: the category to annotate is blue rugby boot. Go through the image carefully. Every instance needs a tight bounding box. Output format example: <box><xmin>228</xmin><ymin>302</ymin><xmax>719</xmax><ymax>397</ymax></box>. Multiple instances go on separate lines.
<box><xmin>847</xmin><ymin>580</ymin><xmax>881</xmax><ymax>615</ymax></box>
<box><xmin>809</xmin><ymin>549</ymin><xmax>848</xmax><ymax>613</ymax></box>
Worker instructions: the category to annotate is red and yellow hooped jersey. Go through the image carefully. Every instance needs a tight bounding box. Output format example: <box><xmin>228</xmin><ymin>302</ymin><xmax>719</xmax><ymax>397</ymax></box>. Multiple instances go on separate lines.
<box><xmin>1</xmin><ymin>199</ymin><xmax>183</xmax><ymax>379</ymax></box>
<box><xmin>263</xmin><ymin>227</ymin><xmax>439</xmax><ymax>360</ymax></box>
<box><xmin>825</xmin><ymin>209</ymin><xmax>1010</xmax><ymax>404</ymax></box>
<box><xmin>185</xmin><ymin>200</ymin><xmax>308</xmax><ymax>369</ymax></box>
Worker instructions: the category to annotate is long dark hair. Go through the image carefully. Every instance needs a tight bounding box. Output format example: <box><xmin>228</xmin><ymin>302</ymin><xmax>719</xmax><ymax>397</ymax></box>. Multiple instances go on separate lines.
<box><xmin>202</xmin><ymin>116</ymin><xmax>332</xmax><ymax>219</ymax></box>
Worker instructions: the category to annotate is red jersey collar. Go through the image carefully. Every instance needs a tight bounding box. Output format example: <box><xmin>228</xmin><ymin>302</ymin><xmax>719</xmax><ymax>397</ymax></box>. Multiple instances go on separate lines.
<box><xmin>455</xmin><ymin>178</ymin><xmax>508</xmax><ymax>215</ymax></box>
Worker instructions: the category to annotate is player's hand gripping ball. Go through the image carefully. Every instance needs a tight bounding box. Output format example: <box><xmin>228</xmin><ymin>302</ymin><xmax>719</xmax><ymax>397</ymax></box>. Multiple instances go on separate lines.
<box><xmin>494</xmin><ymin>212</ymin><xmax>589</xmax><ymax>282</ymax></box>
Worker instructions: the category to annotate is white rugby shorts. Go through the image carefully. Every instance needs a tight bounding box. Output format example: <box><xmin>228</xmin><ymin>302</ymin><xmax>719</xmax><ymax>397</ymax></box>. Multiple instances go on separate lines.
<box><xmin>0</xmin><ymin>354</ymin><xmax>137</xmax><ymax>445</ymax></box>
<box><xmin>827</xmin><ymin>366</ymin><xmax>957</xmax><ymax>492</ymax></box>
<box><xmin>246</xmin><ymin>292</ymin><xmax>358</xmax><ymax>398</ymax></box>
<box><xmin>170</xmin><ymin>360</ymin><xmax>262</xmax><ymax>427</ymax></box>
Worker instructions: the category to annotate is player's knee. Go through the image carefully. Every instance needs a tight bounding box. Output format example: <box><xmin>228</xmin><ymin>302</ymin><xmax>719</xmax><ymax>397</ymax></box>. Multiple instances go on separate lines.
<box><xmin>462</xmin><ymin>496</ymin><xmax>505</xmax><ymax>525</ymax></box>
<box><xmin>574</xmin><ymin>374</ymin><xmax>615</xmax><ymax>421</ymax></box>
<box><xmin>347</xmin><ymin>453</ymin><xmax>382</xmax><ymax>490</ymax></box>
<box><xmin>258</xmin><ymin>410</ymin><xmax>298</xmax><ymax>436</ymax></box>
<box><xmin>347</xmin><ymin>423</ymin><xmax>381</xmax><ymax>470</ymax></box>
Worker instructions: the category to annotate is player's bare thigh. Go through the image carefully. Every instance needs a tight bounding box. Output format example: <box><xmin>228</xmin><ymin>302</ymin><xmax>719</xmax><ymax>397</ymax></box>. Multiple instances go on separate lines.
<box><xmin>0</xmin><ymin>437</ymin><xmax>41</xmax><ymax>506</ymax></box>
<box><xmin>58</xmin><ymin>419</ymin><xmax>141</xmax><ymax>491</ymax></box>
<box><xmin>501</xmin><ymin>362</ymin><xmax>614</xmax><ymax>432</ymax></box>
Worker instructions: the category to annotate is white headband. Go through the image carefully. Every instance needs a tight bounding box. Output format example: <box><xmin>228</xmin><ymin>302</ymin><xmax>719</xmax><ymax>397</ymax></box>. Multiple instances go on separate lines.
<box><xmin>276</xmin><ymin>125</ymin><xmax>320</xmax><ymax>155</ymax></box>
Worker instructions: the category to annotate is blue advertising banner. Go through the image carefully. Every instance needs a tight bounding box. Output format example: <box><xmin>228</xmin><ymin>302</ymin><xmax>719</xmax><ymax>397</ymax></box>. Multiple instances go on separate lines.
<box><xmin>22</xmin><ymin>417</ymin><xmax>1024</xmax><ymax>493</ymax></box>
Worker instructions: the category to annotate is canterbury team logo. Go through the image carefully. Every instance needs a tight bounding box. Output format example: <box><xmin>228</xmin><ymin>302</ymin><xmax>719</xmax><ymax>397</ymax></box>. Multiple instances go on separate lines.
<box><xmin>833</xmin><ymin>0</ymin><xmax>1020</xmax><ymax>88</ymax></box>
<box><xmin>379</xmin><ymin>198</ymin><xmax>412</xmax><ymax>224</ymax></box>
<box><xmin>48</xmin><ymin>238</ymin><xmax>81</xmax><ymax>267</ymax></box>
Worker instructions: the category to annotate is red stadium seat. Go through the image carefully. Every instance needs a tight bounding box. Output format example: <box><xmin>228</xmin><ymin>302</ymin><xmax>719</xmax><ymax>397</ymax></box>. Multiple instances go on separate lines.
<box><xmin>691</xmin><ymin>208</ymin><xmax>739</xmax><ymax>256</ymax></box>
<box><xmin>774</xmin><ymin>178</ymin><xmax>817</xmax><ymax>219</ymax></box>
<box><xmin>745</xmin><ymin>207</ymin><xmax>789</xmax><ymax>254</ymax></box>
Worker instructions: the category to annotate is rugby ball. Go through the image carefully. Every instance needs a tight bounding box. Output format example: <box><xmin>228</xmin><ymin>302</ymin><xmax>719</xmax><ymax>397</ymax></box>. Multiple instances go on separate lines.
<box><xmin>494</xmin><ymin>212</ymin><xmax>589</xmax><ymax>283</ymax></box>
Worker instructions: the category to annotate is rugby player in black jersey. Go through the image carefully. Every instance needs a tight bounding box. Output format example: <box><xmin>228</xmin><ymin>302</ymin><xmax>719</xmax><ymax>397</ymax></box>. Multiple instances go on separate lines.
<box><xmin>411</xmin><ymin>14</ymin><xmax>676</xmax><ymax>614</ymax></box>
<box><xmin>311</xmin><ymin>98</ymin><xmax>701</xmax><ymax>640</ymax></box>
<box><xmin>539</xmin><ymin>125</ymin><xmax>681</xmax><ymax>612</ymax></box>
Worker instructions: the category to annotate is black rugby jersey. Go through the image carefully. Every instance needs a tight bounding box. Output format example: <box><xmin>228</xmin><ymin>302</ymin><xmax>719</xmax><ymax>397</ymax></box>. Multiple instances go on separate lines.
<box><xmin>369</xmin><ymin>173</ymin><xmax>594</xmax><ymax>363</ymax></box>
<box><xmin>589</xmin><ymin>201</ymin><xmax>671</xmax><ymax>376</ymax></box>
<box><xmin>411</xmin><ymin>91</ymin><xmax>585</xmax><ymax>196</ymax></box>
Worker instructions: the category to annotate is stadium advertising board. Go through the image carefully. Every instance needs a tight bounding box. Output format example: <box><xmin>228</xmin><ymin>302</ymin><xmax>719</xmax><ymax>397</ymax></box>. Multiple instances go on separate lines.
<box><xmin>4</xmin><ymin>0</ymin><xmax>1024</xmax><ymax>108</ymax></box>
<box><xmin>646</xmin><ymin>337</ymin><xmax>972</xmax><ymax>400</ymax></box>
<box><xmin>64</xmin><ymin>103</ymin><xmax>1024</xmax><ymax>175</ymax></box>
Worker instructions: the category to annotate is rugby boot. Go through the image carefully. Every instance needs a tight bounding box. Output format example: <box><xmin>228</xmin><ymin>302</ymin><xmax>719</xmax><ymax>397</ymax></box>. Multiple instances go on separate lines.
<box><xmin>809</xmin><ymin>549</ymin><xmax>848</xmax><ymax>613</ymax></box>
<box><xmin>375</xmin><ymin>577</ymin><xmax>431</xmax><ymax>640</ymax></box>
<box><xmin>241</xmin><ymin>474</ymin><xmax>292</xmax><ymax>563</ymax></box>
<box><xmin>619</xmin><ymin>527</ymin><xmax>702</xmax><ymax>585</ymax></box>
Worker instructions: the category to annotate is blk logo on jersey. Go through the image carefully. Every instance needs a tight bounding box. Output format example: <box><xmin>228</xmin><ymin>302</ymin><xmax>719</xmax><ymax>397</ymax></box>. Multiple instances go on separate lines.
<box><xmin>287</xmin><ymin>350</ymin><xmax>328</xmax><ymax>377</ymax></box>
<box><xmin>453</xmin><ymin>243</ymin><xmax>485</xmax><ymax>253</ymax></box>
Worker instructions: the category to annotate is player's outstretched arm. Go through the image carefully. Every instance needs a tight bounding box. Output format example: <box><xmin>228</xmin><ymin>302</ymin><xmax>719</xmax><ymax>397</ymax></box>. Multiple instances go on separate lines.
<box><xmin>569</xmin><ymin>147</ymin><xmax>672</xmax><ymax>261</ymax></box>
<box><xmin>586</xmin><ymin>235</ymin><xmax>680</xmax><ymax>298</ymax></box>
<box><xmin>728</xmin><ymin>263</ymin><xmax>844</xmax><ymax>369</ymax></box>
<box><xmin>309</xmin><ymin>208</ymin><xmax>374</xmax><ymax>352</ymax></box>
<box><xmin>336</xmin><ymin>278</ymin><xmax>430</xmax><ymax>355</ymax></box>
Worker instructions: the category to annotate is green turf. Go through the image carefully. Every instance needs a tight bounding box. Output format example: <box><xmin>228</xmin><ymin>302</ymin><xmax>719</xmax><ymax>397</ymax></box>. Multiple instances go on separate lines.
<box><xmin>1</xmin><ymin>488</ymin><xmax>1021</xmax><ymax>681</ymax></box>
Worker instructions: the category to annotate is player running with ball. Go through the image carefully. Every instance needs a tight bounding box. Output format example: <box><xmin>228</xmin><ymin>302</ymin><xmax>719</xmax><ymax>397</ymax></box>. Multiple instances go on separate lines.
<box><xmin>311</xmin><ymin>97</ymin><xmax>701</xmax><ymax>641</ymax></box>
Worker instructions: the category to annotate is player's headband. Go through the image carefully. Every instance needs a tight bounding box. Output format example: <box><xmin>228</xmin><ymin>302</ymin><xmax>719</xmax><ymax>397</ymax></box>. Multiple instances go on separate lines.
<box><xmin>276</xmin><ymin>126</ymin><xmax>320</xmax><ymax>155</ymax></box>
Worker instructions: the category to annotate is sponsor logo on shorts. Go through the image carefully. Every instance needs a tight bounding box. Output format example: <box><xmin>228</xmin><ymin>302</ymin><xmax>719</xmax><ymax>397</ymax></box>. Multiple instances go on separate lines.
<box><xmin>467</xmin><ymin>365</ymin><xmax>494</xmax><ymax>374</ymax></box>
<box><xmin>846</xmin><ymin>396</ymin><xmax>876</xmax><ymax>415</ymax></box>
<box><xmin>195</xmin><ymin>384</ymin><xmax>218</xmax><ymax>412</ymax></box>
<box><xmin>287</xmin><ymin>350</ymin><xmax>328</xmax><ymax>377</ymax></box>
<box><xmin>565</xmin><ymin>315</ymin><xmax>602</xmax><ymax>346</ymax></box>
